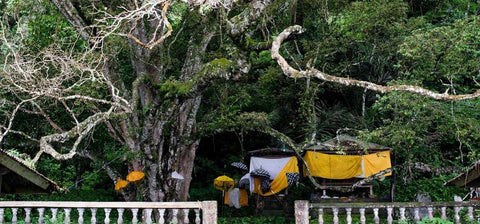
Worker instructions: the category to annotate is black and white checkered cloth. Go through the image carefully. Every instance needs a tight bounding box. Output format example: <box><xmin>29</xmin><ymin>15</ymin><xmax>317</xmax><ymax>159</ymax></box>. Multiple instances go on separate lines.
<box><xmin>286</xmin><ymin>172</ymin><xmax>300</xmax><ymax>187</ymax></box>
<box><xmin>261</xmin><ymin>179</ymin><xmax>271</xmax><ymax>193</ymax></box>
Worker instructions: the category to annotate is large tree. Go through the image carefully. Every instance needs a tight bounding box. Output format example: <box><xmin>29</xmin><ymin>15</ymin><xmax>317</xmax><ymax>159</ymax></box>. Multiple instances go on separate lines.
<box><xmin>1</xmin><ymin>0</ymin><xmax>479</xmax><ymax>208</ymax></box>
<box><xmin>0</xmin><ymin>0</ymin><xmax>275</xmax><ymax>202</ymax></box>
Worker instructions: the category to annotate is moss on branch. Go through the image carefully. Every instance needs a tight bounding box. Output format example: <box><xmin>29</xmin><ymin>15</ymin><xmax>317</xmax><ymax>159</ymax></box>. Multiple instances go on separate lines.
<box><xmin>199</xmin><ymin>58</ymin><xmax>235</xmax><ymax>79</ymax></box>
<box><xmin>245</xmin><ymin>35</ymin><xmax>272</xmax><ymax>50</ymax></box>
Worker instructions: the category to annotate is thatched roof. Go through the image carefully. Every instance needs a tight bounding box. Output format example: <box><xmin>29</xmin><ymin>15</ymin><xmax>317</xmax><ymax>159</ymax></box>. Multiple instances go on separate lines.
<box><xmin>305</xmin><ymin>135</ymin><xmax>391</xmax><ymax>155</ymax></box>
<box><xmin>0</xmin><ymin>150</ymin><xmax>60</xmax><ymax>194</ymax></box>
<box><xmin>247</xmin><ymin>147</ymin><xmax>296</xmax><ymax>158</ymax></box>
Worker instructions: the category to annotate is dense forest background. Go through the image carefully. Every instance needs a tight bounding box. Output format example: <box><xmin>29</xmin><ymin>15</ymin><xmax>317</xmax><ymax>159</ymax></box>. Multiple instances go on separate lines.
<box><xmin>0</xmin><ymin>0</ymin><xmax>479</xmax><ymax>216</ymax></box>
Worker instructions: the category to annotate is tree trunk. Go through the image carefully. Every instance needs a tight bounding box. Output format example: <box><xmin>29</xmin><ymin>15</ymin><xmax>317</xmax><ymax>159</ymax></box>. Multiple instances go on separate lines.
<box><xmin>116</xmin><ymin>15</ymin><xmax>214</xmax><ymax>204</ymax></box>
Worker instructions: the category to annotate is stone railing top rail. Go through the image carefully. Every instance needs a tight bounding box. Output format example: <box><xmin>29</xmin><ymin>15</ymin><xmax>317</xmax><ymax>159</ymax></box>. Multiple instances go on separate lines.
<box><xmin>309</xmin><ymin>201</ymin><xmax>480</xmax><ymax>209</ymax></box>
<box><xmin>0</xmin><ymin>201</ymin><xmax>209</xmax><ymax>209</ymax></box>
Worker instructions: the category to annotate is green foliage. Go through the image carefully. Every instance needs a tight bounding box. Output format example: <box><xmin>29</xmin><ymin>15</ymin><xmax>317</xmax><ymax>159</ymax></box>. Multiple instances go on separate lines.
<box><xmin>393</xmin><ymin>176</ymin><xmax>467</xmax><ymax>202</ymax></box>
<box><xmin>332</xmin><ymin>0</ymin><xmax>407</xmax><ymax>41</ymax></box>
<box><xmin>398</xmin><ymin>217</ymin><xmax>454</xmax><ymax>224</ymax></box>
<box><xmin>200</xmin><ymin>58</ymin><xmax>235</xmax><ymax>78</ymax></box>
<box><xmin>366</xmin><ymin>91</ymin><xmax>480</xmax><ymax>164</ymax></box>
<box><xmin>414</xmin><ymin>0</ymin><xmax>478</xmax><ymax>23</ymax></box>
<box><xmin>364</xmin><ymin>90</ymin><xmax>480</xmax><ymax>201</ymax></box>
<box><xmin>218</xmin><ymin>216</ymin><xmax>294</xmax><ymax>224</ymax></box>
<box><xmin>421</xmin><ymin>217</ymin><xmax>453</xmax><ymax>224</ymax></box>
<box><xmin>397</xmin><ymin>18</ymin><xmax>480</xmax><ymax>92</ymax></box>
<box><xmin>158</xmin><ymin>79</ymin><xmax>194</xmax><ymax>97</ymax></box>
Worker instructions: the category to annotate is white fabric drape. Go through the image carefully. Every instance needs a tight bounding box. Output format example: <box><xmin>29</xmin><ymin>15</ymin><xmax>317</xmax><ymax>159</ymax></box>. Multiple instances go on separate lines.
<box><xmin>248</xmin><ymin>156</ymin><xmax>291</xmax><ymax>192</ymax></box>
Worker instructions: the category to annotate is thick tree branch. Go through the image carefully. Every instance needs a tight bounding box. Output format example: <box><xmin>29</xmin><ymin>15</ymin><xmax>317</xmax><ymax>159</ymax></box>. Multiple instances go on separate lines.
<box><xmin>30</xmin><ymin>102</ymin><xmax>65</xmax><ymax>133</ymax></box>
<box><xmin>272</xmin><ymin>25</ymin><xmax>480</xmax><ymax>101</ymax></box>
<box><xmin>351</xmin><ymin>168</ymin><xmax>391</xmax><ymax>190</ymax></box>
<box><xmin>226</xmin><ymin>0</ymin><xmax>273</xmax><ymax>37</ymax></box>
<box><xmin>32</xmin><ymin>107</ymin><xmax>117</xmax><ymax>163</ymax></box>
<box><xmin>50</xmin><ymin>0</ymin><xmax>92</xmax><ymax>43</ymax></box>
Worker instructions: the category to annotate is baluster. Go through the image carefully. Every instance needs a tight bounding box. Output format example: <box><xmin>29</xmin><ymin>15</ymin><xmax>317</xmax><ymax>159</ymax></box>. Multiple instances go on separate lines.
<box><xmin>12</xmin><ymin>208</ymin><xmax>18</xmax><ymax>224</ymax></box>
<box><xmin>51</xmin><ymin>208</ymin><xmax>58</xmax><ymax>222</ymax></box>
<box><xmin>158</xmin><ymin>209</ymin><xmax>165</xmax><ymax>224</ymax></box>
<box><xmin>91</xmin><ymin>208</ymin><xmax>97</xmax><ymax>224</ymax></box>
<box><xmin>24</xmin><ymin>208</ymin><xmax>31</xmax><ymax>224</ymax></box>
<box><xmin>104</xmin><ymin>208</ymin><xmax>111</xmax><ymax>224</ymax></box>
<box><xmin>332</xmin><ymin>207</ymin><xmax>339</xmax><ymax>224</ymax></box>
<box><xmin>399</xmin><ymin>207</ymin><xmax>406</xmax><ymax>221</ymax></box>
<box><xmin>428</xmin><ymin>207</ymin><xmax>433</xmax><ymax>220</ymax></box>
<box><xmin>77</xmin><ymin>208</ymin><xmax>84</xmax><ymax>224</ymax></box>
<box><xmin>454</xmin><ymin>207</ymin><xmax>461</xmax><ymax>224</ymax></box>
<box><xmin>346</xmin><ymin>208</ymin><xmax>352</xmax><ymax>224</ymax></box>
<box><xmin>144</xmin><ymin>209</ymin><xmax>152</xmax><ymax>224</ymax></box>
<box><xmin>318</xmin><ymin>208</ymin><xmax>324</xmax><ymax>224</ymax></box>
<box><xmin>38</xmin><ymin>208</ymin><xmax>45</xmax><ymax>224</ymax></box>
<box><xmin>414</xmin><ymin>207</ymin><xmax>420</xmax><ymax>222</ymax></box>
<box><xmin>183</xmin><ymin>208</ymin><xmax>190</xmax><ymax>224</ymax></box>
<box><xmin>194</xmin><ymin>209</ymin><xmax>200</xmax><ymax>224</ymax></box>
<box><xmin>64</xmin><ymin>208</ymin><xmax>71</xmax><ymax>224</ymax></box>
<box><xmin>359</xmin><ymin>208</ymin><xmax>366</xmax><ymax>224</ymax></box>
<box><xmin>468</xmin><ymin>207</ymin><xmax>474</xmax><ymax>220</ymax></box>
<box><xmin>172</xmin><ymin>209</ymin><xmax>179</xmax><ymax>224</ymax></box>
<box><xmin>387</xmin><ymin>207</ymin><xmax>393</xmax><ymax>224</ymax></box>
<box><xmin>131</xmin><ymin>208</ymin><xmax>138</xmax><ymax>224</ymax></box>
<box><xmin>373</xmin><ymin>208</ymin><xmax>379</xmax><ymax>224</ymax></box>
<box><xmin>117</xmin><ymin>208</ymin><xmax>124</xmax><ymax>224</ymax></box>
<box><xmin>0</xmin><ymin>208</ymin><xmax>4</xmax><ymax>223</ymax></box>
<box><xmin>441</xmin><ymin>207</ymin><xmax>447</xmax><ymax>221</ymax></box>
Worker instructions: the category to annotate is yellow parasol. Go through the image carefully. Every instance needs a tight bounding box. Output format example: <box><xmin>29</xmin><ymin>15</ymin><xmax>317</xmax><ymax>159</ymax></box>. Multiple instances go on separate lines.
<box><xmin>126</xmin><ymin>171</ymin><xmax>145</xmax><ymax>182</ymax></box>
<box><xmin>114</xmin><ymin>179</ymin><xmax>129</xmax><ymax>191</ymax></box>
<box><xmin>214</xmin><ymin>175</ymin><xmax>234</xmax><ymax>215</ymax></box>
<box><xmin>214</xmin><ymin>175</ymin><xmax>234</xmax><ymax>191</ymax></box>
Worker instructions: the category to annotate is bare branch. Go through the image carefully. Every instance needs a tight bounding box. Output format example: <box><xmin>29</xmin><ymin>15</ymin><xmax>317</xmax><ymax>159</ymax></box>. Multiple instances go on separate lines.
<box><xmin>272</xmin><ymin>25</ymin><xmax>480</xmax><ymax>101</ymax></box>
<box><xmin>0</xmin><ymin>18</ymin><xmax>133</xmax><ymax>165</ymax></box>
<box><xmin>94</xmin><ymin>0</ymin><xmax>173</xmax><ymax>49</ymax></box>
<box><xmin>0</xmin><ymin>97</ymin><xmax>38</xmax><ymax>143</ymax></box>
<box><xmin>30</xmin><ymin>102</ymin><xmax>65</xmax><ymax>133</ymax></box>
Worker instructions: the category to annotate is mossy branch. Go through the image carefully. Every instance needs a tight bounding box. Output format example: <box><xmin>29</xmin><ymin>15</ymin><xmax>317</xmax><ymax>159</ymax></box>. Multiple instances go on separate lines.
<box><xmin>131</xmin><ymin>73</ymin><xmax>146</xmax><ymax>112</ymax></box>
<box><xmin>158</xmin><ymin>57</ymin><xmax>241</xmax><ymax>98</ymax></box>
<box><xmin>32</xmin><ymin>107</ymin><xmax>117</xmax><ymax>164</ymax></box>
<box><xmin>245</xmin><ymin>35</ymin><xmax>272</xmax><ymax>50</ymax></box>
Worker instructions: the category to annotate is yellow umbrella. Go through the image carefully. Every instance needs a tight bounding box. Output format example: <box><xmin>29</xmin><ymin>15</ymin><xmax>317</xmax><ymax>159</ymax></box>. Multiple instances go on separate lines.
<box><xmin>214</xmin><ymin>175</ymin><xmax>234</xmax><ymax>191</ymax></box>
<box><xmin>114</xmin><ymin>179</ymin><xmax>129</xmax><ymax>191</ymax></box>
<box><xmin>126</xmin><ymin>171</ymin><xmax>145</xmax><ymax>182</ymax></box>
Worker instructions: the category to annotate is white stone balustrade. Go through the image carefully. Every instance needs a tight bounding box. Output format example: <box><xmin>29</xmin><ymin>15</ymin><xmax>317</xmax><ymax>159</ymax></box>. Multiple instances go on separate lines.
<box><xmin>295</xmin><ymin>200</ymin><xmax>480</xmax><ymax>224</ymax></box>
<box><xmin>0</xmin><ymin>200</ymin><xmax>217</xmax><ymax>224</ymax></box>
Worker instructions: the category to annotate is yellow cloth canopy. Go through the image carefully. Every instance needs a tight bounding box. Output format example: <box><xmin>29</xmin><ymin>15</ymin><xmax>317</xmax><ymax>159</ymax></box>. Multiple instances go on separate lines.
<box><xmin>303</xmin><ymin>150</ymin><xmax>391</xmax><ymax>179</ymax></box>
<box><xmin>363</xmin><ymin>151</ymin><xmax>392</xmax><ymax>177</ymax></box>
<box><xmin>303</xmin><ymin>151</ymin><xmax>362</xmax><ymax>179</ymax></box>
<box><xmin>253</xmin><ymin>156</ymin><xmax>299</xmax><ymax>196</ymax></box>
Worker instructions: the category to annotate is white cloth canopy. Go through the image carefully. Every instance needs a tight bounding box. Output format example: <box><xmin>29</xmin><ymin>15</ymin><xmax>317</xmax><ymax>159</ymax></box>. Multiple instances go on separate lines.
<box><xmin>248</xmin><ymin>156</ymin><xmax>291</xmax><ymax>192</ymax></box>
